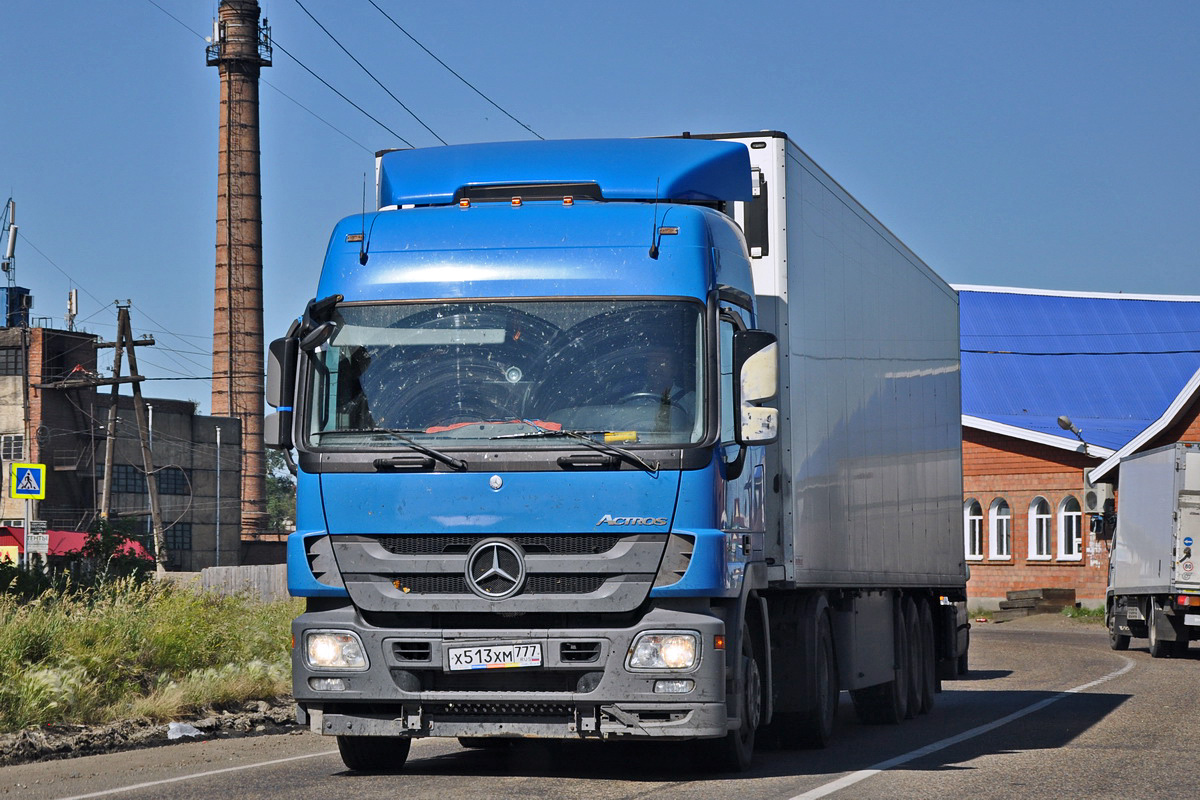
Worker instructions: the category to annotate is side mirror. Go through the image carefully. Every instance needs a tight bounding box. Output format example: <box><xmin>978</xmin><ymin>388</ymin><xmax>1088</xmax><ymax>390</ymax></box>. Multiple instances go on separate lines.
<box><xmin>266</xmin><ymin>336</ymin><xmax>299</xmax><ymax>451</ymax></box>
<box><xmin>264</xmin><ymin>410</ymin><xmax>290</xmax><ymax>450</ymax></box>
<box><xmin>733</xmin><ymin>329</ymin><xmax>779</xmax><ymax>445</ymax></box>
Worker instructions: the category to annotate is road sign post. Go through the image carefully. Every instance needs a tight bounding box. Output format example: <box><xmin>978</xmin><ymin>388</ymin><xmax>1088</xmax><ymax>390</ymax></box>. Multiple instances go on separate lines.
<box><xmin>10</xmin><ymin>464</ymin><xmax>46</xmax><ymax>569</ymax></box>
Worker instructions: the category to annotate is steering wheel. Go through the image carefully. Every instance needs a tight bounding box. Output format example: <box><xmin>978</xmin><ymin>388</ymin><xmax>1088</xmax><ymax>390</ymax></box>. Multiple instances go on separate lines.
<box><xmin>617</xmin><ymin>391</ymin><xmax>689</xmax><ymax>415</ymax></box>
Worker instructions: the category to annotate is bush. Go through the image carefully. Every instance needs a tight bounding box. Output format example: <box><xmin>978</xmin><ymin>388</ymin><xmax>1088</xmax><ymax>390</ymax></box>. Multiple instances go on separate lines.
<box><xmin>0</xmin><ymin>579</ymin><xmax>301</xmax><ymax>732</ymax></box>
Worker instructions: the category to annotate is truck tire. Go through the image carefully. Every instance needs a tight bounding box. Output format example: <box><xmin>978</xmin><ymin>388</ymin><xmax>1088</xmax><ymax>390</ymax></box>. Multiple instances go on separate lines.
<box><xmin>336</xmin><ymin>735</ymin><xmax>411</xmax><ymax>773</ymax></box>
<box><xmin>901</xmin><ymin>597</ymin><xmax>921</xmax><ymax>719</ymax></box>
<box><xmin>850</xmin><ymin>595</ymin><xmax>910</xmax><ymax>725</ymax></box>
<box><xmin>916</xmin><ymin>598</ymin><xmax>936</xmax><ymax>714</ymax></box>
<box><xmin>1148</xmin><ymin>601</ymin><xmax>1181</xmax><ymax>659</ymax></box>
<box><xmin>761</xmin><ymin>593</ymin><xmax>837</xmax><ymax>750</ymax></box>
<box><xmin>701</xmin><ymin>623</ymin><xmax>762</xmax><ymax>772</ymax></box>
<box><xmin>1107</xmin><ymin>605</ymin><xmax>1131</xmax><ymax>651</ymax></box>
<box><xmin>792</xmin><ymin>607</ymin><xmax>838</xmax><ymax>749</ymax></box>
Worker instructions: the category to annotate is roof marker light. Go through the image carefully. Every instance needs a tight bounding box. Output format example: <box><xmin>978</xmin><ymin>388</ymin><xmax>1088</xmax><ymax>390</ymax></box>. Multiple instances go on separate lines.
<box><xmin>563</xmin><ymin>196</ymin><xmax>574</xmax><ymax>206</ymax></box>
<box><xmin>511</xmin><ymin>197</ymin><xmax>522</xmax><ymax>207</ymax></box>
<box><xmin>458</xmin><ymin>198</ymin><xmax>471</xmax><ymax>208</ymax></box>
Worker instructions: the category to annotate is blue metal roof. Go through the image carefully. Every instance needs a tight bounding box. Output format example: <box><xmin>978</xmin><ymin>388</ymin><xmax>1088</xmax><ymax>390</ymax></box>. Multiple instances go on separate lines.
<box><xmin>960</xmin><ymin>288</ymin><xmax>1200</xmax><ymax>451</ymax></box>
<box><xmin>377</xmin><ymin>138</ymin><xmax>753</xmax><ymax>207</ymax></box>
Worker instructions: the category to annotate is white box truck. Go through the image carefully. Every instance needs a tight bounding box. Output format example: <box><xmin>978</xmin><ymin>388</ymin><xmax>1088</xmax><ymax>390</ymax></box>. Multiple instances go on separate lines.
<box><xmin>1108</xmin><ymin>442</ymin><xmax>1200</xmax><ymax>656</ymax></box>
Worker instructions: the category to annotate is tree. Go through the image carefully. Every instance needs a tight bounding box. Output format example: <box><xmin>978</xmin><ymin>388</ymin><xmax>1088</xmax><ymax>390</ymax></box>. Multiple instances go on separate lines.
<box><xmin>265</xmin><ymin>450</ymin><xmax>296</xmax><ymax>532</ymax></box>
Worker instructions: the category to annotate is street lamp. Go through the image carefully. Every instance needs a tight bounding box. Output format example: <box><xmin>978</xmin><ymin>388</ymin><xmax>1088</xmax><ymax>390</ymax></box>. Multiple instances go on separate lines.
<box><xmin>1057</xmin><ymin>415</ymin><xmax>1092</xmax><ymax>456</ymax></box>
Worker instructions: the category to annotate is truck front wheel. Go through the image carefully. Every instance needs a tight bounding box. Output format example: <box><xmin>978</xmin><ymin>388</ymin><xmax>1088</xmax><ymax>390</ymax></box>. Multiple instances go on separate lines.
<box><xmin>1107</xmin><ymin>604</ymin><xmax>1130</xmax><ymax>651</ymax></box>
<box><xmin>704</xmin><ymin>623</ymin><xmax>762</xmax><ymax>772</ymax></box>
<box><xmin>336</xmin><ymin>735</ymin><xmax>412</xmax><ymax>773</ymax></box>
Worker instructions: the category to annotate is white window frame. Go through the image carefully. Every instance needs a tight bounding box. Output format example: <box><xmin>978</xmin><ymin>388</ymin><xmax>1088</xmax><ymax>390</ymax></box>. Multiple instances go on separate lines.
<box><xmin>989</xmin><ymin>499</ymin><xmax>1011</xmax><ymax>560</ymax></box>
<box><xmin>1058</xmin><ymin>496</ymin><xmax>1083</xmax><ymax>561</ymax></box>
<box><xmin>964</xmin><ymin>499</ymin><xmax>984</xmax><ymax>561</ymax></box>
<box><xmin>1028</xmin><ymin>497</ymin><xmax>1053</xmax><ymax>561</ymax></box>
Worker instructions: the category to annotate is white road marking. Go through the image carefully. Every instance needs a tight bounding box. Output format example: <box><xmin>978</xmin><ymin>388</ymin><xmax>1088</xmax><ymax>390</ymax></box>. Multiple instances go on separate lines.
<box><xmin>49</xmin><ymin>749</ymin><xmax>339</xmax><ymax>800</ymax></box>
<box><xmin>789</xmin><ymin>655</ymin><xmax>1135</xmax><ymax>800</ymax></box>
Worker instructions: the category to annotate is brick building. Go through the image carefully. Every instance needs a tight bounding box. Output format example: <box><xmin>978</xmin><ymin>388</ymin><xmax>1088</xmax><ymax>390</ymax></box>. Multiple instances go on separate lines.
<box><xmin>958</xmin><ymin>286</ymin><xmax>1200</xmax><ymax>608</ymax></box>
<box><xmin>0</xmin><ymin>320</ymin><xmax>243</xmax><ymax>568</ymax></box>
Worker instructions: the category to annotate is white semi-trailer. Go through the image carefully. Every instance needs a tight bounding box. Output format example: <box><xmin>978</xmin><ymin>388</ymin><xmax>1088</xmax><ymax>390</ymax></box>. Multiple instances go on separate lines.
<box><xmin>274</xmin><ymin>131</ymin><xmax>970</xmax><ymax>773</ymax></box>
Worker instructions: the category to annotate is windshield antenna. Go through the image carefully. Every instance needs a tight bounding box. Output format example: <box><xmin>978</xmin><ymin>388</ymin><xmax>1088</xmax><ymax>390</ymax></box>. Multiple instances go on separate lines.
<box><xmin>648</xmin><ymin>177</ymin><xmax>661</xmax><ymax>259</ymax></box>
<box><xmin>359</xmin><ymin>173</ymin><xmax>369</xmax><ymax>265</ymax></box>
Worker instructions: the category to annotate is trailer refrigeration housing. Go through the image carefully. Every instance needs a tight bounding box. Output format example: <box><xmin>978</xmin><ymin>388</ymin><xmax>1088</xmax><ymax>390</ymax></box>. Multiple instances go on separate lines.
<box><xmin>1107</xmin><ymin>442</ymin><xmax>1200</xmax><ymax>655</ymax></box>
<box><xmin>269</xmin><ymin>131</ymin><xmax>969</xmax><ymax>775</ymax></box>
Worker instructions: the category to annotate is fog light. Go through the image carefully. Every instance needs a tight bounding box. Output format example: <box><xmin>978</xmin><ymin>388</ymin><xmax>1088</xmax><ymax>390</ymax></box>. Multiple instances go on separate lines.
<box><xmin>309</xmin><ymin>677</ymin><xmax>348</xmax><ymax>691</ymax></box>
<box><xmin>305</xmin><ymin>631</ymin><xmax>368</xmax><ymax>670</ymax></box>
<box><xmin>654</xmin><ymin>679</ymin><xmax>694</xmax><ymax>694</ymax></box>
<box><xmin>627</xmin><ymin>632</ymin><xmax>699</xmax><ymax>670</ymax></box>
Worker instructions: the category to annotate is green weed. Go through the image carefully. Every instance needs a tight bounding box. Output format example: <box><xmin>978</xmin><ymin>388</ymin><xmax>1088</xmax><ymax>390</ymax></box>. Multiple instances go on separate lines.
<box><xmin>0</xmin><ymin>580</ymin><xmax>302</xmax><ymax>732</ymax></box>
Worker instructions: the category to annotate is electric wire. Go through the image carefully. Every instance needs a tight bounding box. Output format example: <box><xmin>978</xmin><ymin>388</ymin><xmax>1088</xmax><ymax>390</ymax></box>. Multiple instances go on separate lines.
<box><xmin>291</xmin><ymin>0</ymin><xmax>445</xmax><ymax>144</ymax></box>
<box><xmin>366</xmin><ymin>0</ymin><xmax>543</xmax><ymax>140</ymax></box>
<box><xmin>271</xmin><ymin>38</ymin><xmax>415</xmax><ymax>147</ymax></box>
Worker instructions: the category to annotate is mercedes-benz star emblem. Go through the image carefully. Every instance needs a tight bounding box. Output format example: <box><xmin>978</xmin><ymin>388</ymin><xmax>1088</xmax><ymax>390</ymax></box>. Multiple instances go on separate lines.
<box><xmin>464</xmin><ymin>539</ymin><xmax>526</xmax><ymax>600</ymax></box>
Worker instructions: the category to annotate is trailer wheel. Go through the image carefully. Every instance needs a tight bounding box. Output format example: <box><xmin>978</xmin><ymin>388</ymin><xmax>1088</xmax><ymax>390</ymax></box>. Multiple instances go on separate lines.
<box><xmin>850</xmin><ymin>595</ymin><xmax>910</xmax><ymax>724</ymax></box>
<box><xmin>1107</xmin><ymin>605</ymin><xmax>1130</xmax><ymax>651</ymax></box>
<box><xmin>336</xmin><ymin>735</ymin><xmax>411</xmax><ymax>773</ymax></box>
<box><xmin>901</xmin><ymin>597</ymin><xmax>921</xmax><ymax>719</ymax></box>
<box><xmin>916</xmin><ymin>598</ymin><xmax>936</xmax><ymax>714</ymax></box>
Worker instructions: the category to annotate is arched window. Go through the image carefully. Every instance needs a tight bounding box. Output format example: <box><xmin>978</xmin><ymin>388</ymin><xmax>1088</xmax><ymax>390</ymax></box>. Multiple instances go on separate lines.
<box><xmin>964</xmin><ymin>499</ymin><xmax>983</xmax><ymax>561</ymax></box>
<box><xmin>1029</xmin><ymin>497</ymin><xmax>1052</xmax><ymax>560</ymax></box>
<box><xmin>989</xmin><ymin>499</ymin><xmax>1011</xmax><ymax>560</ymax></box>
<box><xmin>1059</xmin><ymin>496</ymin><xmax>1083</xmax><ymax>560</ymax></box>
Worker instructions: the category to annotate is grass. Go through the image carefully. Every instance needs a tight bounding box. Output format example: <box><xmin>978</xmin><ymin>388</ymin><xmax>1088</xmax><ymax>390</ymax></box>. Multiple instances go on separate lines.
<box><xmin>0</xmin><ymin>577</ymin><xmax>302</xmax><ymax>732</ymax></box>
<box><xmin>1060</xmin><ymin>604</ymin><xmax>1105</xmax><ymax>622</ymax></box>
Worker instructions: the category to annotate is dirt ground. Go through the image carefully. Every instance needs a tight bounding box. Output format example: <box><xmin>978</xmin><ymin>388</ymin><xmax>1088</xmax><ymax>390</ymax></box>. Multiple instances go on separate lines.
<box><xmin>0</xmin><ymin>699</ymin><xmax>300</xmax><ymax>767</ymax></box>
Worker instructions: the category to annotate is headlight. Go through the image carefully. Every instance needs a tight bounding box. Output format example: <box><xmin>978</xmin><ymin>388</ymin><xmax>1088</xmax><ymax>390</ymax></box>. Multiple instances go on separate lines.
<box><xmin>626</xmin><ymin>632</ymin><xmax>699</xmax><ymax>671</ymax></box>
<box><xmin>305</xmin><ymin>631</ymin><xmax>368</xmax><ymax>670</ymax></box>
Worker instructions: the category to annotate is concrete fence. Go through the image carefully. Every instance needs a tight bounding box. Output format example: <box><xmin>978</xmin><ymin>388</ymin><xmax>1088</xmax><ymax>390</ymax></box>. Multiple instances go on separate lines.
<box><xmin>166</xmin><ymin>563</ymin><xmax>289</xmax><ymax>603</ymax></box>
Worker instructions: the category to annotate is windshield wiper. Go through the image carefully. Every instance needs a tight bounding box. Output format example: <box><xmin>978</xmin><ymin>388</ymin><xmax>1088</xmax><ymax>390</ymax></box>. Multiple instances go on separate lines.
<box><xmin>340</xmin><ymin>428</ymin><xmax>467</xmax><ymax>471</ymax></box>
<box><xmin>494</xmin><ymin>423</ymin><xmax>659</xmax><ymax>474</ymax></box>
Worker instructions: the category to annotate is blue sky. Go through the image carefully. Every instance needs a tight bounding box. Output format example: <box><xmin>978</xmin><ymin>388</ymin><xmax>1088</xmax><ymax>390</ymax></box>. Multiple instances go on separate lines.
<box><xmin>2</xmin><ymin>1</ymin><xmax>1197</xmax><ymax>413</ymax></box>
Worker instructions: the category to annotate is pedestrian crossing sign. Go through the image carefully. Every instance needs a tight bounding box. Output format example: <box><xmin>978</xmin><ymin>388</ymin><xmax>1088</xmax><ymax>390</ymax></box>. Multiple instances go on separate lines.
<box><xmin>10</xmin><ymin>463</ymin><xmax>46</xmax><ymax>500</ymax></box>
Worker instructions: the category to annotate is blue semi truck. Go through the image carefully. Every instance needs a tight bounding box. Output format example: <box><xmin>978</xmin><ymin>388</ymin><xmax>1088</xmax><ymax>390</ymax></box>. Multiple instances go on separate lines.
<box><xmin>267</xmin><ymin>132</ymin><xmax>969</xmax><ymax>773</ymax></box>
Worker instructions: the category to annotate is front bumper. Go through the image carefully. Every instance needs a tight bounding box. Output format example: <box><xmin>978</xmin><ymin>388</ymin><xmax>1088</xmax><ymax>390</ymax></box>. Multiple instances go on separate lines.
<box><xmin>293</xmin><ymin>603</ymin><xmax>729</xmax><ymax>740</ymax></box>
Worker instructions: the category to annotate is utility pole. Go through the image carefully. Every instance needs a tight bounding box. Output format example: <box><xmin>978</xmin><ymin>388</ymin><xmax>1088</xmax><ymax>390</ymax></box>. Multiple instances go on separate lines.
<box><xmin>93</xmin><ymin>304</ymin><xmax>168</xmax><ymax>574</ymax></box>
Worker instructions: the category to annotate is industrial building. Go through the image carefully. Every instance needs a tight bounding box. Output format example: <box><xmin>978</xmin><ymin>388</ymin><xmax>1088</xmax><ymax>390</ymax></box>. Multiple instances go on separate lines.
<box><xmin>0</xmin><ymin>322</ymin><xmax>243</xmax><ymax>569</ymax></box>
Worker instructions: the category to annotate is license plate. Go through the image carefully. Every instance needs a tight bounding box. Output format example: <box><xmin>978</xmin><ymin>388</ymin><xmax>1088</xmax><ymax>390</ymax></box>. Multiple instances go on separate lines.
<box><xmin>1186</xmin><ymin>614</ymin><xmax>1200</xmax><ymax>627</ymax></box>
<box><xmin>447</xmin><ymin>643</ymin><xmax>543</xmax><ymax>671</ymax></box>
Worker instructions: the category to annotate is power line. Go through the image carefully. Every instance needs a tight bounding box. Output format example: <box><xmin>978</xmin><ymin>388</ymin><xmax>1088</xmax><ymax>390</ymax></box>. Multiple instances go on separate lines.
<box><xmin>366</xmin><ymin>0</ymin><xmax>543</xmax><ymax>140</ymax></box>
<box><xmin>272</xmin><ymin>38</ymin><xmax>415</xmax><ymax>148</ymax></box>
<box><xmin>291</xmin><ymin>0</ymin><xmax>445</xmax><ymax>145</ymax></box>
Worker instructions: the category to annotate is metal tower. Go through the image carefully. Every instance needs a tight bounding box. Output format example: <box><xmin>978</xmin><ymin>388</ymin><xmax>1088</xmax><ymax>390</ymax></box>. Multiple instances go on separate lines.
<box><xmin>207</xmin><ymin>0</ymin><xmax>271</xmax><ymax>535</ymax></box>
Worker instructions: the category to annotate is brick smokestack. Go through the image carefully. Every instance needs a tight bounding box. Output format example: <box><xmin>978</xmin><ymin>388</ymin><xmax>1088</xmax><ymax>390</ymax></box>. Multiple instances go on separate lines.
<box><xmin>208</xmin><ymin>0</ymin><xmax>271</xmax><ymax>535</ymax></box>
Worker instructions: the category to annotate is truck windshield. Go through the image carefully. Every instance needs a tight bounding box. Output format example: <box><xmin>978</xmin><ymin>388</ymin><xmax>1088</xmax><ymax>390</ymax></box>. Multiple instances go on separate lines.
<box><xmin>305</xmin><ymin>299</ymin><xmax>705</xmax><ymax>449</ymax></box>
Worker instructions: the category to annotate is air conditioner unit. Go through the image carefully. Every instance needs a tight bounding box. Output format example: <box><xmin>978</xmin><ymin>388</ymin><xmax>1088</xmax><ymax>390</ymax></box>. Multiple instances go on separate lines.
<box><xmin>1082</xmin><ymin>470</ymin><xmax>1114</xmax><ymax>514</ymax></box>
